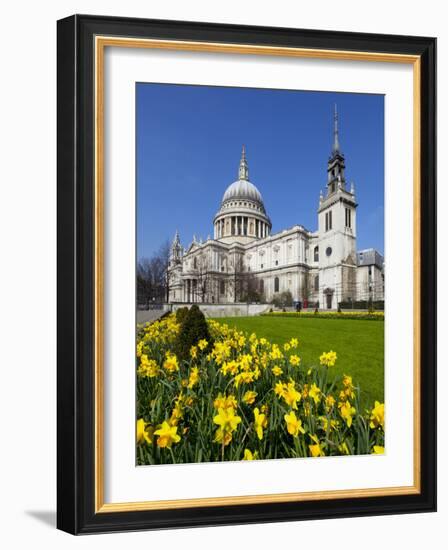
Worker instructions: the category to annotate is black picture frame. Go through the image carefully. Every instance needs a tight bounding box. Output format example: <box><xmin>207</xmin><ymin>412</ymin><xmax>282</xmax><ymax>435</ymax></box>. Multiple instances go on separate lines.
<box><xmin>57</xmin><ymin>14</ymin><xmax>436</xmax><ymax>535</ymax></box>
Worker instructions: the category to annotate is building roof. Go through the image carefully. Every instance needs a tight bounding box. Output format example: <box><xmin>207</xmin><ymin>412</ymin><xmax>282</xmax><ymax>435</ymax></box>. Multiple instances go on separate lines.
<box><xmin>357</xmin><ymin>248</ymin><xmax>384</xmax><ymax>269</ymax></box>
<box><xmin>221</xmin><ymin>178</ymin><xmax>264</xmax><ymax>206</ymax></box>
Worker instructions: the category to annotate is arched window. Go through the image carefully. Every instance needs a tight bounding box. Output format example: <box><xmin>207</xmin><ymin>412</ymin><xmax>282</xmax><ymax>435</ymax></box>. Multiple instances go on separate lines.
<box><xmin>314</xmin><ymin>275</ymin><xmax>319</xmax><ymax>291</ymax></box>
<box><xmin>274</xmin><ymin>277</ymin><xmax>279</xmax><ymax>293</ymax></box>
<box><xmin>220</xmin><ymin>280</ymin><xmax>225</xmax><ymax>295</ymax></box>
<box><xmin>314</xmin><ymin>246</ymin><xmax>319</xmax><ymax>262</ymax></box>
<box><xmin>193</xmin><ymin>257</ymin><xmax>197</xmax><ymax>269</ymax></box>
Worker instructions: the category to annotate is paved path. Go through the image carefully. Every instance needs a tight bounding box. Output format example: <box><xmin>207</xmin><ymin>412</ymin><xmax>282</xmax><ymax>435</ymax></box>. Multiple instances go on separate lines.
<box><xmin>137</xmin><ymin>308</ymin><xmax>168</xmax><ymax>325</ymax></box>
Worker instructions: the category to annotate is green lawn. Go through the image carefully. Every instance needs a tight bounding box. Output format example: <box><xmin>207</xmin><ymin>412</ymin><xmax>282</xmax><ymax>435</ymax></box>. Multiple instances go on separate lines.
<box><xmin>214</xmin><ymin>316</ymin><xmax>384</xmax><ymax>407</ymax></box>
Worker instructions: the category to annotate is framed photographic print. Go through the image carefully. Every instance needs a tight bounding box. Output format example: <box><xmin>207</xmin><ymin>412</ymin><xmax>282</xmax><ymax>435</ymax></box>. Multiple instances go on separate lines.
<box><xmin>57</xmin><ymin>15</ymin><xmax>436</xmax><ymax>534</ymax></box>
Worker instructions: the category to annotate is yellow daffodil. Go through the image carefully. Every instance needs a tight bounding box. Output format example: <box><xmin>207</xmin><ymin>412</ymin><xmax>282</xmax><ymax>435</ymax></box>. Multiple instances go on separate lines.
<box><xmin>137</xmin><ymin>355</ymin><xmax>159</xmax><ymax>378</ymax></box>
<box><xmin>338</xmin><ymin>400</ymin><xmax>356</xmax><ymax>428</ymax></box>
<box><xmin>190</xmin><ymin>345</ymin><xmax>198</xmax><ymax>359</ymax></box>
<box><xmin>340</xmin><ymin>374</ymin><xmax>355</xmax><ymax>399</ymax></box>
<box><xmin>243</xmin><ymin>449</ymin><xmax>258</xmax><ymax>460</ymax></box>
<box><xmin>274</xmin><ymin>381</ymin><xmax>286</xmax><ymax>397</ymax></box>
<box><xmin>187</xmin><ymin>366</ymin><xmax>200</xmax><ymax>389</ymax></box>
<box><xmin>325</xmin><ymin>394</ymin><xmax>336</xmax><ymax>411</ymax></box>
<box><xmin>243</xmin><ymin>390</ymin><xmax>257</xmax><ymax>405</ymax></box>
<box><xmin>136</xmin><ymin>341</ymin><xmax>144</xmax><ymax>357</ymax></box>
<box><xmin>369</xmin><ymin>401</ymin><xmax>385</xmax><ymax>429</ymax></box>
<box><xmin>289</xmin><ymin>354</ymin><xmax>301</xmax><ymax>366</ymax></box>
<box><xmin>213</xmin><ymin>407</ymin><xmax>241</xmax><ymax>446</ymax></box>
<box><xmin>136</xmin><ymin>418</ymin><xmax>153</xmax><ymax>445</ymax></box>
<box><xmin>154</xmin><ymin>421</ymin><xmax>181</xmax><ymax>448</ymax></box>
<box><xmin>320</xmin><ymin>350</ymin><xmax>337</xmax><ymax>367</ymax></box>
<box><xmin>239</xmin><ymin>353</ymin><xmax>253</xmax><ymax>371</ymax></box>
<box><xmin>290</xmin><ymin>338</ymin><xmax>299</xmax><ymax>349</ymax></box>
<box><xmin>309</xmin><ymin>383</ymin><xmax>322</xmax><ymax>404</ymax></box>
<box><xmin>372</xmin><ymin>445</ymin><xmax>385</xmax><ymax>454</ymax></box>
<box><xmin>212</xmin><ymin>341</ymin><xmax>231</xmax><ymax>365</ymax></box>
<box><xmin>234</xmin><ymin>371</ymin><xmax>255</xmax><ymax>388</ymax></box>
<box><xmin>309</xmin><ymin>434</ymin><xmax>325</xmax><ymax>457</ymax></box>
<box><xmin>284</xmin><ymin>411</ymin><xmax>305</xmax><ymax>437</ymax></box>
<box><xmin>282</xmin><ymin>381</ymin><xmax>302</xmax><ymax>410</ymax></box>
<box><xmin>163</xmin><ymin>352</ymin><xmax>179</xmax><ymax>373</ymax></box>
<box><xmin>269</xmin><ymin>344</ymin><xmax>283</xmax><ymax>360</ymax></box>
<box><xmin>169</xmin><ymin>396</ymin><xmax>184</xmax><ymax>426</ymax></box>
<box><xmin>283</xmin><ymin>342</ymin><xmax>291</xmax><ymax>352</ymax></box>
<box><xmin>272</xmin><ymin>366</ymin><xmax>283</xmax><ymax>377</ymax></box>
<box><xmin>213</xmin><ymin>393</ymin><xmax>237</xmax><ymax>410</ymax></box>
<box><xmin>253</xmin><ymin>407</ymin><xmax>267</xmax><ymax>440</ymax></box>
<box><xmin>198</xmin><ymin>338</ymin><xmax>208</xmax><ymax>351</ymax></box>
<box><xmin>221</xmin><ymin>360</ymin><xmax>238</xmax><ymax>376</ymax></box>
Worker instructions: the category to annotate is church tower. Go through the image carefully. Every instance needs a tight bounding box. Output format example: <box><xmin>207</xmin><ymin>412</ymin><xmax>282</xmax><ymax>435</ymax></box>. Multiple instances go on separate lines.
<box><xmin>316</xmin><ymin>105</ymin><xmax>358</xmax><ymax>308</ymax></box>
<box><xmin>169</xmin><ymin>230</ymin><xmax>183</xmax><ymax>266</ymax></box>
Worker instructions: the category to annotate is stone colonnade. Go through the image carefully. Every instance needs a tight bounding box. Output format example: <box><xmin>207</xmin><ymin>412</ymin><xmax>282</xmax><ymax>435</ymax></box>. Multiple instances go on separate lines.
<box><xmin>214</xmin><ymin>216</ymin><xmax>270</xmax><ymax>239</ymax></box>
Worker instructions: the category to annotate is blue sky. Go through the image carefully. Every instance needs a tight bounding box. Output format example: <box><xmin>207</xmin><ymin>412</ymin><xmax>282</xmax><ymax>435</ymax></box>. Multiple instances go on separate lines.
<box><xmin>136</xmin><ymin>83</ymin><xmax>384</xmax><ymax>260</ymax></box>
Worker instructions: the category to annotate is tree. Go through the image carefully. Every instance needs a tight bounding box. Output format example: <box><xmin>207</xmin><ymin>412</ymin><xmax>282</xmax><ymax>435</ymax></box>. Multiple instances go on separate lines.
<box><xmin>302</xmin><ymin>271</ymin><xmax>310</xmax><ymax>303</ymax></box>
<box><xmin>271</xmin><ymin>290</ymin><xmax>293</xmax><ymax>308</ymax></box>
<box><xmin>137</xmin><ymin>240</ymin><xmax>171</xmax><ymax>304</ymax></box>
<box><xmin>232</xmin><ymin>256</ymin><xmax>263</xmax><ymax>303</ymax></box>
<box><xmin>192</xmin><ymin>253</ymin><xmax>214</xmax><ymax>303</ymax></box>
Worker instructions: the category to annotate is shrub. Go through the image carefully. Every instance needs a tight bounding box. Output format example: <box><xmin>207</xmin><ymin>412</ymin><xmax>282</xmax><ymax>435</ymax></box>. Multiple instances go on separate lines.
<box><xmin>339</xmin><ymin>300</ymin><xmax>384</xmax><ymax>311</ymax></box>
<box><xmin>175</xmin><ymin>306</ymin><xmax>189</xmax><ymax>325</ymax></box>
<box><xmin>271</xmin><ymin>290</ymin><xmax>293</xmax><ymax>308</ymax></box>
<box><xmin>176</xmin><ymin>304</ymin><xmax>212</xmax><ymax>361</ymax></box>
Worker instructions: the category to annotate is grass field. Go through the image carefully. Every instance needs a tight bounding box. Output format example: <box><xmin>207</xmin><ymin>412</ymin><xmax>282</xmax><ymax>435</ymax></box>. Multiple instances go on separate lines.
<box><xmin>214</xmin><ymin>316</ymin><xmax>384</xmax><ymax>407</ymax></box>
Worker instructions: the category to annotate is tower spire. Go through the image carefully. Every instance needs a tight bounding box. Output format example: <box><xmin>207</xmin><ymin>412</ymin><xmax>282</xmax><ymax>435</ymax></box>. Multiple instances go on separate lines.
<box><xmin>172</xmin><ymin>229</ymin><xmax>180</xmax><ymax>247</ymax></box>
<box><xmin>326</xmin><ymin>104</ymin><xmax>346</xmax><ymax>193</ymax></box>
<box><xmin>238</xmin><ymin>145</ymin><xmax>249</xmax><ymax>180</ymax></box>
<box><xmin>333</xmin><ymin>103</ymin><xmax>340</xmax><ymax>153</ymax></box>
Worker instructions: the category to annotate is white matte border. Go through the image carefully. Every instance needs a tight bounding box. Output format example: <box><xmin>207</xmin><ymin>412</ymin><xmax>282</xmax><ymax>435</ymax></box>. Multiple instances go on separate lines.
<box><xmin>103</xmin><ymin>46</ymin><xmax>414</xmax><ymax>504</ymax></box>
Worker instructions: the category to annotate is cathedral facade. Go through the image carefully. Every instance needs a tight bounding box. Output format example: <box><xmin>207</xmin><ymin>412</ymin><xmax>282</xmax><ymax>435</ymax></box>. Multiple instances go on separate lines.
<box><xmin>167</xmin><ymin>109</ymin><xmax>384</xmax><ymax>309</ymax></box>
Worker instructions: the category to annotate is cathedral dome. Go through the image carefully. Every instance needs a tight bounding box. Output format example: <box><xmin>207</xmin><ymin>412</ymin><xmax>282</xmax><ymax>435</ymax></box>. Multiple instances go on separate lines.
<box><xmin>213</xmin><ymin>146</ymin><xmax>272</xmax><ymax>243</ymax></box>
<box><xmin>222</xmin><ymin>178</ymin><xmax>264</xmax><ymax>207</ymax></box>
